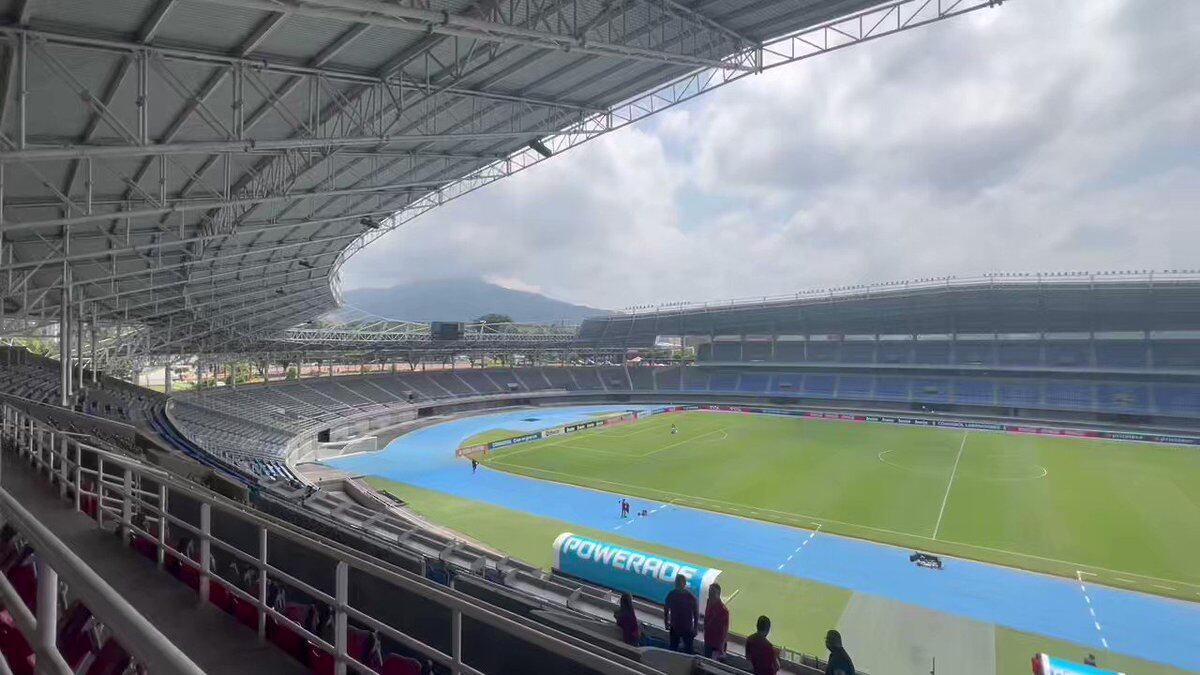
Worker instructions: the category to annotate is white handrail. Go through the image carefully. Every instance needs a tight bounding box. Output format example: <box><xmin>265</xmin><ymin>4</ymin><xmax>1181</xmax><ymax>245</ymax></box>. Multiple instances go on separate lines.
<box><xmin>0</xmin><ymin>471</ymin><xmax>205</xmax><ymax>674</ymax></box>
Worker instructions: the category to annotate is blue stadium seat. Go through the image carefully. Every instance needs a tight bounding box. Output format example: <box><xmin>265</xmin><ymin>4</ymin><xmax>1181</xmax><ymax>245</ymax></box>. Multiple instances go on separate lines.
<box><xmin>803</xmin><ymin>374</ymin><xmax>836</xmax><ymax>396</ymax></box>
<box><xmin>998</xmin><ymin>381</ymin><xmax>1041</xmax><ymax>406</ymax></box>
<box><xmin>1097</xmin><ymin>383</ymin><xmax>1150</xmax><ymax>413</ymax></box>
<box><xmin>1153</xmin><ymin>384</ymin><xmax>1200</xmax><ymax>417</ymax></box>
<box><xmin>772</xmin><ymin>373</ymin><xmax>804</xmax><ymax>394</ymax></box>
<box><xmin>682</xmin><ymin>369</ymin><xmax>711</xmax><ymax>391</ymax></box>
<box><xmin>1044</xmin><ymin>382</ymin><xmax>1095</xmax><ymax>411</ymax></box>
<box><xmin>838</xmin><ymin>376</ymin><xmax>873</xmax><ymax>399</ymax></box>
<box><xmin>709</xmin><ymin>372</ymin><xmax>740</xmax><ymax>391</ymax></box>
<box><xmin>912</xmin><ymin>378</ymin><xmax>950</xmax><ymax>403</ymax></box>
<box><xmin>738</xmin><ymin>373</ymin><xmax>770</xmax><ymax>393</ymax></box>
<box><xmin>953</xmin><ymin>379</ymin><xmax>996</xmax><ymax>405</ymax></box>
<box><xmin>873</xmin><ymin>377</ymin><xmax>910</xmax><ymax>401</ymax></box>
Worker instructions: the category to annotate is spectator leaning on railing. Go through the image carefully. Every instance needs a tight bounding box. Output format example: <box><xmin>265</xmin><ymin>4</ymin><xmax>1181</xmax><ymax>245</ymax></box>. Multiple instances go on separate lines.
<box><xmin>824</xmin><ymin>629</ymin><xmax>855</xmax><ymax>675</ymax></box>
<box><xmin>703</xmin><ymin>583</ymin><xmax>729</xmax><ymax>659</ymax></box>
<box><xmin>745</xmin><ymin>615</ymin><xmax>779</xmax><ymax>675</ymax></box>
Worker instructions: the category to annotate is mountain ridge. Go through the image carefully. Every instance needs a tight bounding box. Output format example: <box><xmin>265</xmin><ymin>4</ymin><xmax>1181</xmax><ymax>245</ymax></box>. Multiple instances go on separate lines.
<box><xmin>337</xmin><ymin>278</ymin><xmax>612</xmax><ymax>323</ymax></box>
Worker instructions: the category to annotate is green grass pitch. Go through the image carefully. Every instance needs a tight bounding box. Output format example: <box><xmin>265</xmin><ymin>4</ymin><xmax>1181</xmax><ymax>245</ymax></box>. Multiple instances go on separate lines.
<box><xmin>477</xmin><ymin>411</ymin><xmax>1200</xmax><ymax>600</ymax></box>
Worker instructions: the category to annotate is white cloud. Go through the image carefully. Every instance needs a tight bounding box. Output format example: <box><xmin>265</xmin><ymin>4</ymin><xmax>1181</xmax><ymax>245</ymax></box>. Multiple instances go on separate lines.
<box><xmin>341</xmin><ymin>0</ymin><xmax>1200</xmax><ymax>310</ymax></box>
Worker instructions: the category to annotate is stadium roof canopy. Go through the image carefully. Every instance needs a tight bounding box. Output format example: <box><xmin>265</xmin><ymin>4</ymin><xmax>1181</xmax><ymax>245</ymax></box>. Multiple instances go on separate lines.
<box><xmin>577</xmin><ymin>272</ymin><xmax>1200</xmax><ymax>347</ymax></box>
<box><xmin>0</xmin><ymin>0</ymin><xmax>1001</xmax><ymax>360</ymax></box>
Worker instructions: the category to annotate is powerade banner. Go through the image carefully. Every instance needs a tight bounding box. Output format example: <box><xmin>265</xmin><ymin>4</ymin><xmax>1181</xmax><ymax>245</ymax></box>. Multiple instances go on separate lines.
<box><xmin>553</xmin><ymin>533</ymin><xmax>721</xmax><ymax>611</ymax></box>
<box><xmin>1034</xmin><ymin>654</ymin><xmax>1123</xmax><ymax>675</ymax></box>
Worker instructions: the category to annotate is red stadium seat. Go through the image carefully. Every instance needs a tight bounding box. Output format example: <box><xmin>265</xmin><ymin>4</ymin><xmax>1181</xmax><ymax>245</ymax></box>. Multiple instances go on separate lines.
<box><xmin>347</xmin><ymin>627</ymin><xmax>371</xmax><ymax>662</ymax></box>
<box><xmin>379</xmin><ymin>654</ymin><xmax>423</xmax><ymax>675</ymax></box>
<box><xmin>131</xmin><ymin>535</ymin><xmax>158</xmax><ymax>561</ymax></box>
<box><xmin>177</xmin><ymin>562</ymin><xmax>201</xmax><ymax>591</ymax></box>
<box><xmin>308</xmin><ymin>645</ymin><xmax>335</xmax><ymax>675</ymax></box>
<box><xmin>234</xmin><ymin>597</ymin><xmax>260</xmax><ymax>629</ymax></box>
<box><xmin>6</xmin><ymin>560</ymin><xmax>38</xmax><ymax>613</ymax></box>
<box><xmin>86</xmin><ymin>639</ymin><xmax>131</xmax><ymax>675</ymax></box>
<box><xmin>0</xmin><ymin>621</ymin><xmax>36</xmax><ymax>675</ymax></box>
<box><xmin>268</xmin><ymin>603</ymin><xmax>310</xmax><ymax>661</ymax></box>
<box><xmin>209</xmin><ymin>581</ymin><xmax>235</xmax><ymax>614</ymax></box>
<box><xmin>58</xmin><ymin>603</ymin><xmax>97</xmax><ymax>669</ymax></box>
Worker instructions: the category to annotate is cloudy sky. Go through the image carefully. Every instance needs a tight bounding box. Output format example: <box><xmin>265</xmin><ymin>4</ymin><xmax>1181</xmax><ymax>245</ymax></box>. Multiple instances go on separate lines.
<box><xmin>341</xmin><ymin>0</ymin><xmax>1200</xmax><ymax>310</ymax></box>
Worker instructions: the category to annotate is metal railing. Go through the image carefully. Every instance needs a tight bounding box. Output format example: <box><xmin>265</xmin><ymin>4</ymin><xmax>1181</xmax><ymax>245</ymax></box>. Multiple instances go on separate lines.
<box><xmin>0</xmin><ymin>402</ymin><xmax>659</xmax><ymax>675</ymax></box>
<box><xmin>0</xmin><ymin>414</ymin><xmax>204</xmax><ymax>674</ymax></box>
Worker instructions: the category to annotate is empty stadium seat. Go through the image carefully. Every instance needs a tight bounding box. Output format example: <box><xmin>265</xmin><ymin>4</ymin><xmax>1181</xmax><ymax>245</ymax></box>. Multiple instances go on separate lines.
<box><xmin>86</xmin><ymin>640</ymin><xmax>131</xmax><ymax>675</ymax></box>
<box><xmin>380</xmin><ymin>654</ymin><xmax>423</xmax><ymax>675</ymax></box>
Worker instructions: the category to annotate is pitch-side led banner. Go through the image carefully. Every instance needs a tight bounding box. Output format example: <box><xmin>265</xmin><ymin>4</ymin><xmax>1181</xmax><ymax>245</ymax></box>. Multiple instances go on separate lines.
<box><xmin>1034</xmin><ymin>654</ymin><xmax>1123</xmax><ymax>675</ymax></box>
<box><xmin>552</xmin><ymin>532</ymin><xmax>721</xmax><ymax>610</ymax></box>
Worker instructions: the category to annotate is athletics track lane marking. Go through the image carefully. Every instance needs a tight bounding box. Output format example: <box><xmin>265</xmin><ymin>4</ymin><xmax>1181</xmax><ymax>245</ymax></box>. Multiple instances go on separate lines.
<box><xmin>931</xmin><ymin>430</ymin><xmax>968</xmax><ymax>540</ymax></box>
<box><xmin>776</xmin><ymin>525</ymin><xmax>822</xmax><ymax>571</ymax></box>
<box><xmin>611</xmin><ymin>501</ymin><xmax>673</xmax><ymax>531</ymax></box>
<box><xmin>1076</xmin><ymin>571</ymin><xmax>1110</xmax><ymax>651</ymax></box>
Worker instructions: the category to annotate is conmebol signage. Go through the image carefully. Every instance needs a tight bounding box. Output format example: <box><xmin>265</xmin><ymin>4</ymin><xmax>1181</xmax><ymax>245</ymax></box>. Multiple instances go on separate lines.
<box><xmin>552</xmin><ymin>532</ymin><xmax>721</xmax><ymax>610</ymax></box>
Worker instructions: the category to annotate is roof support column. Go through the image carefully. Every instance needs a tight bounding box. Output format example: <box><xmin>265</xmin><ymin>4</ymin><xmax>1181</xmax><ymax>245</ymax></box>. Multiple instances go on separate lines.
<box><xmin>90</xmin><ymin>318</ymin><xmax>97</xmax><ymax>383</ymax></box>
<box><xmin>75</xmin><ymin>300</ymin><xmax>85</xmax><ymax>390</ymax></box>
<box><xmin>58</xmin><ymin>274</ymin><xmax>70</xmax><ymax>407</ymax></box>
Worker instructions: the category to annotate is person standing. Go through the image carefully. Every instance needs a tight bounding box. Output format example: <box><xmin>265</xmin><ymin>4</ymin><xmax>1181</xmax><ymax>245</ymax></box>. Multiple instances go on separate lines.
<box><xmin>824</xmin><ymin>630</ymin><xmax>855</xmax><ymax>675</ymax></box>
<box><xmin>471</xmin><ymin>458</ymin><xmax>478</xmax><ymax>473</ymax></box>
<box><xmin>703</xmin><ymin>583</ymin><xmax>729</xmax><ymax>660</ymax></box>
<box><xmin>663</xmin><ymin>574</ymin><xmax>699</xmax><ymax>654</ymax></box>
<box><xmin>613</xmin><ymin>592</ymin><xmax>641</xmax><ymax>646</ymax></box>
<box><xmin>745</xmin><ymin>616</ymin><xmax>780</xmax><ymax>675</ymax></box>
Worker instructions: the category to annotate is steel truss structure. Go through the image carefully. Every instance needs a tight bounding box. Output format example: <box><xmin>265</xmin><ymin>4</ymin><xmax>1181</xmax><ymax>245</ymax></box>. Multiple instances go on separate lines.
<box><xmin>0</xmin><ymin>0</ymin><xmax>1005</xmax><ymax>369</ymax></box>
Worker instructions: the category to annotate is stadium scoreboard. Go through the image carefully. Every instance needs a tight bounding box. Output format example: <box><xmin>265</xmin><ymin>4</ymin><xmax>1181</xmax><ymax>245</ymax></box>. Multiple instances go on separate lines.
<box><xmin>430</xmin><ymin>322</ymin><xmax>464</xmax><ymax>341</ymax></box>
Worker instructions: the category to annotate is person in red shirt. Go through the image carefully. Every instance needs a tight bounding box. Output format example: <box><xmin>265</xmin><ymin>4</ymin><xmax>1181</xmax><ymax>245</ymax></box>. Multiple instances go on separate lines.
<box><xmin>613</xmin><ymin>592</ymin><xmax>640</xmax><ymax>646</ymax></box>
<box><xmin>663</xmin><ymin>574</ymin><xmax>699</xmax><ymax>654</ymax></box>
<box><xmin>703</xmin><ymin>583</ymin><xmax>729</xmax><ymax>660</ymax></box>
<box><xmin>745</xmin><ymin>615</ymin><xmax>780</xmax><ymax>675</ymax></box>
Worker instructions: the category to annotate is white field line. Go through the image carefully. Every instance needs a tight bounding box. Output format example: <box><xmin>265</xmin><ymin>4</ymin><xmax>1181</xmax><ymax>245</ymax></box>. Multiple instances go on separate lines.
<box><xmin>636</xmin><ymin>427</ymin><xmax>728</xmax><ymax>458</ymax></box>
<box><xmin>725</xmin><ymin>588</ymin><xmax>741</xmax><ymax>604</ymax></box>
<box><xmin>931</xmin><ymin>430</ymin><xmax>969</xmax><ymax>540</ymax></box>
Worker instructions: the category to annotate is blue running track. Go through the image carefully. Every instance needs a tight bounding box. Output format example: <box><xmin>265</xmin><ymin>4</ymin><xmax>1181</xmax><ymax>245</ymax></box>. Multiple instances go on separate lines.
<box><xmin>327</xmin><ymin>406</ymin><xmax>1200</xmax><ymax>672</ymax></box>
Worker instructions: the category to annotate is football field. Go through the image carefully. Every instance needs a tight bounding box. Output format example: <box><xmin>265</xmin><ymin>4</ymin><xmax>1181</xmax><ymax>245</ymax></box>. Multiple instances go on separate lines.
<box><xmin>476</xmin><ymin>411</ymin><xmax>1200</xmax><ymax>600</ymax></box>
